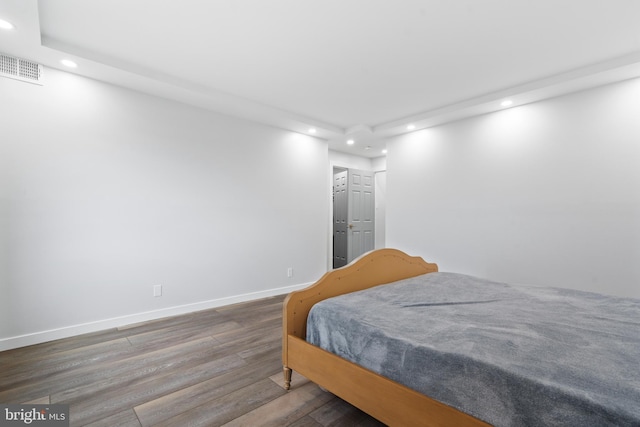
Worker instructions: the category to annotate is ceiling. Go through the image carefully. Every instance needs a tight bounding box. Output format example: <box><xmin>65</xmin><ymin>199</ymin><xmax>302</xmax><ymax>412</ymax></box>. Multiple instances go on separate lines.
<box><xmin>2</xmin><ymin>0</ymin><xmax>640</xmax><ymax>157</ymax></box>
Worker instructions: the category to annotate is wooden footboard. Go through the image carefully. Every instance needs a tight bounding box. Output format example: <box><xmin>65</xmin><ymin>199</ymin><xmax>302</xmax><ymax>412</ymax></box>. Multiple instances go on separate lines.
<box><xmin>287</xmin><ymin>336</ymin><xmax>488</xmax><ymax>427</ymax></box>
<box><xmin>281</xmin><ymin>249</ymin><xmax>489</xmax><ymax>426</ymax></box>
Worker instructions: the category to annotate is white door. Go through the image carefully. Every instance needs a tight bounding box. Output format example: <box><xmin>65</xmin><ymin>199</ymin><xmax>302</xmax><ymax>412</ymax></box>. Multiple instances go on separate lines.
<box><xmin>333</xmin><ymin>170</ymin><xmax>348</xmax><ymax>268</ymax></box>
<box><xmin>347</xmin><ymin>169</ymin><xmax>375</xmax><ymax>263</ymax></box>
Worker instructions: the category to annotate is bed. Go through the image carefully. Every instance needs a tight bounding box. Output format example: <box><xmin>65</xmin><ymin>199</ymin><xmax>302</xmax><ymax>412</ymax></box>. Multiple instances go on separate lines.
<box><xmin>281</xmin><ymin>248</ymin><xmax>640</xmax><ymax>427</ymax></box>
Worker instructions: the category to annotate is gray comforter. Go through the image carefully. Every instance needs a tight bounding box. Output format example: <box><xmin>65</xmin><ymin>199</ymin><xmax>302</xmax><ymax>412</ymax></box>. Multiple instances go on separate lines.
<box><xmin>306</xmin><ymin>272</ymin><xmax>640</xmax><ymax>426</ymax></box>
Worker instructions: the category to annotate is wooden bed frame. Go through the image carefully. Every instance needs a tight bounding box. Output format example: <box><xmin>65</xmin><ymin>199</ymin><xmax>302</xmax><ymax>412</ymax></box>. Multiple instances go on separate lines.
<box><xmin>282</xmin><ymin>248</ymin><xmax>490</xmax><ymax>427</ymax></box>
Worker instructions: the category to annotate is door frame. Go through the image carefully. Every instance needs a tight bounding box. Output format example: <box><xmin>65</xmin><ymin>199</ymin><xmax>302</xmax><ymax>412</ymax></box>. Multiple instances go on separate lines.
<box><xmin>328</xmin><ymin>161</ymin><xmax>386</xmax><ymax>270</ymax></box>
<box><xmin>332</xmin><ymin>167</ymin><xmax>349</xmax><ymax>269</ymax></box>
<box><xmin>328</xmin><ymin>162</ymin><xmax>346</xmax><ymax>270</ymax></box>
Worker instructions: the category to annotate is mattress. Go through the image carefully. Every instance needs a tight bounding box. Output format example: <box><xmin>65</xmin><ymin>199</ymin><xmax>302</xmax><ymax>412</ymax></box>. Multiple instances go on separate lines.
<box><xmin>306</xmin><ymin>272</ymin><xmax>640</xmax><ymax>427</ymax></box>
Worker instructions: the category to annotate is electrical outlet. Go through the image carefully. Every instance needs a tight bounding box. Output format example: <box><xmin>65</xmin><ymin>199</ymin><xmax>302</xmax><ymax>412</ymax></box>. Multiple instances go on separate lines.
<box><xmin>153</xmin><ymin>284</ymin><xmax>162</xmax><ymax>297</ymax></box>
<box><xmin>287</xmin><ymin>267</ymin><xmax>293</xmax><ymax>278</ymax></box>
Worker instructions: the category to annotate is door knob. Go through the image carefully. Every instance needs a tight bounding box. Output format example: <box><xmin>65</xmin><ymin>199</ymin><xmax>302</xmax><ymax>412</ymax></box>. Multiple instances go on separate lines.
<box><xmin>348</xmin><ymin>224</ymin><xmax>353</xmax><ymax>229</ymax></box>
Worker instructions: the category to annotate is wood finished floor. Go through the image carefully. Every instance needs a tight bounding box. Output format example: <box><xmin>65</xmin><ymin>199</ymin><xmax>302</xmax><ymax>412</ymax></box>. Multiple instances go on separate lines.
<box><xmin>0</xmin><ymin>295</ymin><xmax>385</xmax><ymax>426</ymax></box>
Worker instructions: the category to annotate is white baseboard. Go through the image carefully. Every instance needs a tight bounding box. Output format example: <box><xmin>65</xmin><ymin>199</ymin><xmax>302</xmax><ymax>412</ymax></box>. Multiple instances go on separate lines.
<box><xmin>0</xmin><ymin>282</ymin><xmax>311</xmax><ymax>352</ymax></box>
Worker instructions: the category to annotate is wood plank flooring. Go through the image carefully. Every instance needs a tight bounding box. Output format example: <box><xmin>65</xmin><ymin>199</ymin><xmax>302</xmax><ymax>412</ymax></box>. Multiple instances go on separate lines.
<box><xmin>0</xmin><ymin>295</ymin><xmax>385</xmax><ymax>426</ymax></box>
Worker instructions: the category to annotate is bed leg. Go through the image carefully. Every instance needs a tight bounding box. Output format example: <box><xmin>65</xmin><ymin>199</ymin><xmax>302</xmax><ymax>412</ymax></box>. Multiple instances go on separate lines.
<box><xmin>283</xmin><ymin>366</ymin><xmax>292</xmax><ymax>390</ymax></box>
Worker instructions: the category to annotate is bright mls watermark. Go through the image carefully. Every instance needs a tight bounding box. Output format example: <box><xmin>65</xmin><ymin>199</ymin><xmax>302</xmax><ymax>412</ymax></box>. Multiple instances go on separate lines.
<box><xmin>1</xmin><ymin>405</ymin><xmax>69</xmax><ymax>426</ymax></box>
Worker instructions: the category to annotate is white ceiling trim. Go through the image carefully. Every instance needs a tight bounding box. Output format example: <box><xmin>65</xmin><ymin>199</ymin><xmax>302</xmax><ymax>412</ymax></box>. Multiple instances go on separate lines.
<box><xmin>2</xmin><ymin>0</ymin><xmax>640</xmax><ymax>158</ymax></box>
<box><xmin>41</xmin><ymin>35</ymin><xmax>640</xmax><ymax>157</ymax></box>
<box><xmin>376</xmin><ymin>51</ymin><xmax>640</xmax><ymax>138</ymax></box>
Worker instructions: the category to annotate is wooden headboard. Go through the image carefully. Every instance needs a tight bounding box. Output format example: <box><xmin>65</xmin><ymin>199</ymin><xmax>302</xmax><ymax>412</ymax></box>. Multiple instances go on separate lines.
<box><xmin>282</xmin><ymin>248</ymin><xmax>438</xmax><ymax>365</ymax></box>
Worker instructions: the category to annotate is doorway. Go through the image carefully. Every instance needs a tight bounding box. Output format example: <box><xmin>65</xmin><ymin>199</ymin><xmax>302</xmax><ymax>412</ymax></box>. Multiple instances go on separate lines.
<box><xmin>333</xmin><ymin>168</ymin><xmax>375</xmax><ymax>268</ymax></box>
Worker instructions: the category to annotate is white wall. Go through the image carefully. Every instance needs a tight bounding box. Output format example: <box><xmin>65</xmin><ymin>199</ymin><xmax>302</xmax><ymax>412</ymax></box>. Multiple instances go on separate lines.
<box><xmin>0</xmin><ymin>68</ymin><xmax>329</xmax><ymax>349</ymax></box>
<box><xmin>387</xmin><ymin>77</ymin><xmax>640</xmax><ymax>298</ymax></box>
<box><xmin>328</xmin><ymin>150</ymin><xmax>377</xmax><ymax>171</ymax></box>
<box><xmin>374</xmin><ymin>171</ymin><xmax>387</xmax><ymax>249</ymax></box>
<box><xmin>370</xmin><ymin>156</ymin><xmax>387</xmax><ymax>173</ymax></box>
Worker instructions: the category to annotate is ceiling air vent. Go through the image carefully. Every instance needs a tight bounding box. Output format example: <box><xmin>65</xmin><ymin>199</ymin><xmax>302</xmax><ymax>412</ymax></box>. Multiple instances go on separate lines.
<box><xmin>0</xmin><ymin>53</ymin><xmax>43</xmax><ymax>85</ymax></box>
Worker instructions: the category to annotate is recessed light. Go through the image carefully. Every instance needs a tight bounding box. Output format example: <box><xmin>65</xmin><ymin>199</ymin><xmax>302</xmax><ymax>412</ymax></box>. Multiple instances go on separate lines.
<box><xmin>501</xmin><ymin>99</ymin><xmax>513</xmax><ymax>107</ymax></box>
<box><xmin>347</xmin><ymin>139</ymin><xmax>355</xmax><ymax>145</ymax></box>
<box><xmin>308</xmin><ymin>128</ymin><xmax>316</xmax><ymax>134</ymax></box>
<box><xmin>382</xmin><ymin>149</ymin><xmax>388</xmax><ymax>154</ymax></box>
<box><xmin>61</xmin><ymin>59</ymin><xmax>78</xmax><ymax>68</ymax></box>
<box><xmin>406</xmin><ymin>124</ymin><xmax>416</xmax><ymax>131</ymax></box>
<box><xmin>0</xmin><ymin>19</ymin><xmax>15</xmax><ymax>30</ymax></box>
